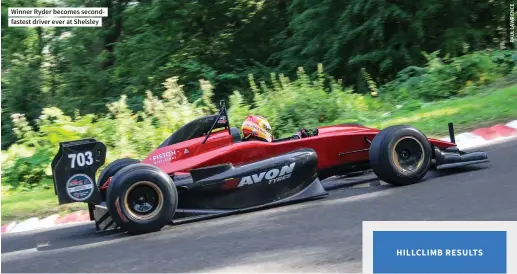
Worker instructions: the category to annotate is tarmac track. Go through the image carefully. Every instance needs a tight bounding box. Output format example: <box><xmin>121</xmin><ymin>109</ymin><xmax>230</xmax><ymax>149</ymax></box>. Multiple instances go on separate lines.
<box><xmin>2</xmin><ymin>139</ymin><xmax>517</xmax><ymax>273</ymax></box>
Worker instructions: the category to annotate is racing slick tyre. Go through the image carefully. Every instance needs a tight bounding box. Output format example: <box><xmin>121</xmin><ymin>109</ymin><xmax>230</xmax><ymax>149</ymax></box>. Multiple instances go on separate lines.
<box><xmin>106</xmin><ymin>163</ymin><xmax>178</xmax><ymax>234</ymax></box>
<box><xmin>369</xmin><ymin>125</ymin><xmax>432</xmax><ymax>186</ymax></box>
<box><xmin>97</xmin><ymin>158</ymin><xmax>140</xmax><ymax>201</ymax></box>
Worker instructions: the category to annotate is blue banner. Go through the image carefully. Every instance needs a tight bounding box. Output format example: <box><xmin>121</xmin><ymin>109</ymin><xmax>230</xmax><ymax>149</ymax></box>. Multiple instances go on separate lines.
<box><xmin>373</xmin><ymin>231</ymin><xmax>507</xmax><ymax>273</ymax></box>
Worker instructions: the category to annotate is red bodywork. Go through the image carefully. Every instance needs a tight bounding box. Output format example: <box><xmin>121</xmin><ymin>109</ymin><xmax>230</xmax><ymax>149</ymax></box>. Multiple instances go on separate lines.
<box><xmin>142</xmin><ymin>124</ymin><xmax>455</xmax><ymax>176</ymax></box>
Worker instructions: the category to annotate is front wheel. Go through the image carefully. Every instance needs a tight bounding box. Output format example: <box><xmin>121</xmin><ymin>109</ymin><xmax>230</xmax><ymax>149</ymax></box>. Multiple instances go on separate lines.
<box><xmin>369</xmin><ymin>125</ymin><xmax>432</xmax><ymax>186</ymax></box>
<box><xmin>106</xmin><ymin>163</ymin><xmax>178</xmax><ymax>234</ymax></box>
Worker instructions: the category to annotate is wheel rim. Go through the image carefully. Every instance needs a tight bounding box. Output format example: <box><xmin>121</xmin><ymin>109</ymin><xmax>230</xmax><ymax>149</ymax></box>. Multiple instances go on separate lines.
<box><xmin>391</xmin><ymin>136</ymin><xmax>425</xmax><ymax>174</ymax></box>
<box><xmin>123</xmin><ymin>181</ymin><xmax>164</xmax><ymax>221</ymax></box>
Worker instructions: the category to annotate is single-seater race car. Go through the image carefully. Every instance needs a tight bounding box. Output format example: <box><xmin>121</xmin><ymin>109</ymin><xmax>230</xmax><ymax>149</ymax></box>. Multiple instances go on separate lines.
<box><xmin>51</xmin><ymin>101</ymin><xmax>489</xmax><ymax>234</ymax></box>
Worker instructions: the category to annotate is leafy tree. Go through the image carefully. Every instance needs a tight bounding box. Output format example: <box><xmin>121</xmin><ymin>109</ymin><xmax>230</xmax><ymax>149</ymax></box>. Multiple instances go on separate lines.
<box><xmin>1</xmin><ymin>0</ymin><xmax>515</xmax><ymax>150</ymax></box>
<box><xmin>274</xmin><ymin>0</ymin><xmax>514</xmax><ymax>89</ymax></box>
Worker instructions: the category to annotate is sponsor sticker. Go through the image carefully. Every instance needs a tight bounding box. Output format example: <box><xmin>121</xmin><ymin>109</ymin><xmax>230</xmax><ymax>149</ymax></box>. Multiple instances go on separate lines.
<box><xmin>218</xmin><ymin>115</ymin><xmax>227</xmax><ymax>124</ymax></box>
<box><xmin>152</xmin><ymin>150</ymin><xmax>177</xmax><ymax>164</ymax></box>
<box><xmin>237</xmin><ymin>163</ymin><xmax>296</xmax><ymax>187</ymax></box>
<box><xmin>66</xmin><ymin>173</ymin><xmax>94</xmax><ymax>201</ymax></box>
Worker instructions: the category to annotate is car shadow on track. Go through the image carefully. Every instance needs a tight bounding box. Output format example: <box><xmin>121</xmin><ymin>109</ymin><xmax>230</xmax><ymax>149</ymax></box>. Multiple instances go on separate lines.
<box><xmin>1</xmin><ymin>222</ymin><xmax>128</xmax><ymax>254</ymax></box>
<box><xmin>424</xmin><ymin>164</ymin><xmax>490</xmax><ymax>181</ymax></box>
<box><xmin>324</xmin><ymin>163</ymin><xmax>490</xmax><ymax>189</ymax></box>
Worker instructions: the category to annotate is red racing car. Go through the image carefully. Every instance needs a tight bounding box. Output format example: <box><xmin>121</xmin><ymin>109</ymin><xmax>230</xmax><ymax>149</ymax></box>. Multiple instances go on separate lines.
<box><xmin>51</xmin><ymin>102</ymin><xmax>489</xmax><ymax>234</ymax></box>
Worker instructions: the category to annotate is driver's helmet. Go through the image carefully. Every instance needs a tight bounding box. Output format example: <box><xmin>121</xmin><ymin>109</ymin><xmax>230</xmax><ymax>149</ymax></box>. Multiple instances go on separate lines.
<box><xmin>241</xmin><ymin>115</ymin><xmax>273</xmax><ymax>142</ymax></box>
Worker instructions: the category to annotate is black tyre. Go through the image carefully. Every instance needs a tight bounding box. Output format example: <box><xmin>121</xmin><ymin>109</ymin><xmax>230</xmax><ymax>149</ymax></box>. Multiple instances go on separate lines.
<box><xmin>369</xmin><ymin>125</ymin><xmax>432</xmax><ymax>186</ymax></box>
<box><xmin>97</xmin><ymin>158</ymin><xmax>140</xmax><ymax>201</ymax></box>
<box><xmin>106</xmin><ymin>163</ymin><xmax>178</xmax><ymax>234</ymax></box>
<box><xmin>98</xmin><ymin>158</ymin><xmax>140</xmax><ymax>186</ymax></box>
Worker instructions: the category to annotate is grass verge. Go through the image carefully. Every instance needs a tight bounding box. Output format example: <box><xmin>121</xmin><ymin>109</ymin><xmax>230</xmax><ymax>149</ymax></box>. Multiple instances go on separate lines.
<box><xmin>365</xmin><ymin>84</ymin><xmax>517</xmax><ymax>137</ymax></box>
<box><xmin>2</xmin><ymin>84</ymin><xmax>517</xmax><ymax>224</ymax></box>
<box><xmin>1</xmin><ymin>189</ymin><xmax>86</xmax><ymax>225</ymax></box>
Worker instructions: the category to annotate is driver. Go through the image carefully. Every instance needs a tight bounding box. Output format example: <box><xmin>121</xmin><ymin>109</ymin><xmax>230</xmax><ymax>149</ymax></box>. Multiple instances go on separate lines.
<box><xmin>241</xmin><ymin>115</ymin><xmax>316</xmax><ymax>142</ymax></box>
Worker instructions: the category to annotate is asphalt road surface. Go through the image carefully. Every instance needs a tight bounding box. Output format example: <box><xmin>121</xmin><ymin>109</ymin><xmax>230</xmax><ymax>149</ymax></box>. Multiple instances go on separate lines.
<box><xmin>3</xmin><ymin>138</ymin><xmax>517</xmax><ymax>273</ymax></box>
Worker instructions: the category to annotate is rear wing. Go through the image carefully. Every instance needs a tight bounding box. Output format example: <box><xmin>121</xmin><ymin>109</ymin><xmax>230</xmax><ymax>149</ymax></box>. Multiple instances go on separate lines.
<box><xmin>51</xmin><ymin>138</ymin><xmax>106</xmax><ymax>205</ymax></box>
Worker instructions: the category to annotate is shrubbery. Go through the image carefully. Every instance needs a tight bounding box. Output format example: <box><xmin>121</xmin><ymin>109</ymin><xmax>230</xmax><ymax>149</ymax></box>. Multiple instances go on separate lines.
<box><xmin>229</xmin><ymin>65</ymin><xmax>380</xmax><ymax>138</ymax></box>
<box><xmin>1</xmin><ymin>68</ymin><xmax>378</xmax><ymax>191</ymax></box>
<box><xmin>2</xmin><ymin>50</ymin><xmax>515</xmax><ymax>191</ymax></box>
<box><xmin>1</xmin><ymin>77</ymin><xmax>215</xmax><ymax>191</ymax></box>
<box><xmin>381</xmin><ymin>50</ymin><xmax>517</xmax><ymax>102</ymax></box>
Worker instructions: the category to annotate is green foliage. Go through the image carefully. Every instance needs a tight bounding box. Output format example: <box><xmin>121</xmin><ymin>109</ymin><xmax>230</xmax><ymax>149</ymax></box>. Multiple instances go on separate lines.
<box><xmin>2</xmin><ymin>0</ymin><xmax>516</xmax><ymax>191</ymax></box>
<box><xmin>230</xmin><ymin>65</ymin><xmax>376</xmax><ymax>138</ymax></box>
<box><xmin>2</xmin><ymin>114</ymin><xmax>53</xmax><ymax>191</ymax></box>
<box><xmin>361</xmin><ymin>68</ymin><xmax>379</xmax><ymax>96</ymax></box>
<box><xmin>2</xmin><ymin>53</ymin><xmax>516</xmax><ymax>191</ymax></box>
<box><xmin>274</xmin><ymin>0</ymin><xmax>511</xmax><ymax>87</ymax></box>
<box><xmin>2</xmin><ymin>69</ymin><xmax>377</xmax><ymax>189</ymax></box>
<box><xmin>2</xmin><ymin>0</ymin><xmax>515</xmax><ymax>149</ymax></box>
<box><xmin>381</xmin><ymin>50</ymin><xmax>516</xmax><ymax>102</ymax></box>
<box><xmin>1</xmin><ymin>77</ymin><xmax>211</xmax><ymax>190</ymax></box>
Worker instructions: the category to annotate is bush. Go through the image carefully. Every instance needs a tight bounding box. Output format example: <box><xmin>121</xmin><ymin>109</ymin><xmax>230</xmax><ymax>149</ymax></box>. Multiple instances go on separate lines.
<box><xmin>0</xmin><ymin>77</ymin><xmax>214</xmax><ymax>191</ymax></box>
<box><xmin>1</xmin><ymin>68</ymin><xmax>376</xmax><ymax>190</ymax></box>
<box><xmin>229</xmin><ymin>65</ymin><xmax>375</xmax><ymax>138</ymax></box>
<box><xmin>3</xmin><ymin>50</ymin><xmax>513</xmax><ymax>190</ymax></box>
<box><xmin>382</xmin><ymin>50</ymin><xmax>516</xmax><ymax>101</ymax></box>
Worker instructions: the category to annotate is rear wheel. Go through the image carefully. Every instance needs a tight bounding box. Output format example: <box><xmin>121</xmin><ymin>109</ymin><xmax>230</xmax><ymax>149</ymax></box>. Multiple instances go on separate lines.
<box><xmin>97</xmin><ymin>158</ymin><xmax>140</xmax><ymax>201</ymax></box>
<box><xmin>98</xmin><ymin>158</ymin><xmax>140</xmax><ymax>186</ymax></box>
<box><xmin>369</xmin><ymin>125</ymin><xmax>432</xmax><ymax>186</ymax></box>
<box><xmin>106</xmin><ymin>163</ymin><xmax>178</xmax><ymax>234</ymax></box>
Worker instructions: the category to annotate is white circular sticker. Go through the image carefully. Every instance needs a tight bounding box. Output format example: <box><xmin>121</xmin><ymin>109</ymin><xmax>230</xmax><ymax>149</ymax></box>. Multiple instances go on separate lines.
<box><xmin>66</xmin><ymin>173</ymin><xmax>94</xmax><ymax>201</ymax></box>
